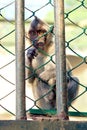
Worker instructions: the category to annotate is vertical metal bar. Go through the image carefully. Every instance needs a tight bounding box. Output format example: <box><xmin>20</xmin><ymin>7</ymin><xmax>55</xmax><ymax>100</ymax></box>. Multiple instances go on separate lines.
<box><xmin>54</xmin><ymin>0</ymin><xmax>68</xmax><ymax>119</ymax></box>
<box><xmin>15</xmin><ymin>0</ymin><xmax>26</xmax><ymax>120</ymax></box>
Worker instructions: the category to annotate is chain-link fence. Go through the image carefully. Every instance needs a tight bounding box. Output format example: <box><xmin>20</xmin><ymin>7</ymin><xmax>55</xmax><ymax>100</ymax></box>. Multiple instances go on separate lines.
<box><xmin>0</xmin><ymin>0</ymin><xmax>87</xmax><ymax>120</ymax></box>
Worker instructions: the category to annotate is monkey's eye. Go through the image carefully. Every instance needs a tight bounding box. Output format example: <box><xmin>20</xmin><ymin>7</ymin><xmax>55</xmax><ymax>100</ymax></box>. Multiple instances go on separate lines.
<box><xmin>37</xmin><ymin>30</ymin><xmax>41</xmax><ymax>34</ymax></box>
<box><xmin>37</xmin><ymin>29</ymin><xmax>46</xmax><ymax>34</ymax></box>
<box><xmin>29</xmin><ymin>30</ymin><xmax>37</xmax><ymax>36</ymax></box>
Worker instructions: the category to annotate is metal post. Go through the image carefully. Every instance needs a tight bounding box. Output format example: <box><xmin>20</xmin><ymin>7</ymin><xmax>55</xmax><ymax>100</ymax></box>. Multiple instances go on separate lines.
<box><xmin>15</xmin><ymin>0</ymin><xmax>26</xmax><ymax>120</ymax></box>
<box><xmin>54</xmin><ymin>0</ymin><xmax>68</xmax><ymax>119</ymax></box>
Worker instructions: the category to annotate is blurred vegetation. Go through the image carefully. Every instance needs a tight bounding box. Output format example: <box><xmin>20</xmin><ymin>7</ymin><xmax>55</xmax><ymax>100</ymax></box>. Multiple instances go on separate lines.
<box><xmin>44</xmin><ymin>0</ymin><xmax>87</xmax><ymax>23</ymax></box>
<box><xmin>44</xmin><ymin>0</ymin><xmax>87</xmax><ymax>51</ymax></box>
<box><xmin>0</xmin><ymin>0</ymin><xmax>87</xmax><ymax>53</ymax></box>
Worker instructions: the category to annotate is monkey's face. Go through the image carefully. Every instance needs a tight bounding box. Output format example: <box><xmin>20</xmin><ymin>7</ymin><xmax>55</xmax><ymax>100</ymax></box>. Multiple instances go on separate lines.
<box><xmin>28</xmin><ymin>17</ymin><xmax>53</xmax><ymax>51</ymax></box>
<box><xmin>28</xmin><ymin>28</ymin><xmax>47</xmax><ymax>50</ymax></box>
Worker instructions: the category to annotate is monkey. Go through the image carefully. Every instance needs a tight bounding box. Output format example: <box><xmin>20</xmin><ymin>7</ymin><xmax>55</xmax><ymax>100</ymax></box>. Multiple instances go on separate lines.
<box><xmin>25</xmin><ymin>16</ymin><xmax>79</xmax><ymax>111</ymax></box>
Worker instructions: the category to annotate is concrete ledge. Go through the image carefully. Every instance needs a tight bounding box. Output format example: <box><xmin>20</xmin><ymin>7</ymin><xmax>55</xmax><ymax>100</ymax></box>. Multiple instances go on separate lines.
<box><xmin>0</xmin><ymin>120</ymin><xmax>87</xmax><ymax>130</ymax></box>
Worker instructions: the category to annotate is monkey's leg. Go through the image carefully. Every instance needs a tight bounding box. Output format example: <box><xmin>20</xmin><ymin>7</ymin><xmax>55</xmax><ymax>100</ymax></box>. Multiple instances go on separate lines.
<box><xmin>67</xmin><ymin>77</ymin><xmax>79</xmax><ymax>104</ymax></box>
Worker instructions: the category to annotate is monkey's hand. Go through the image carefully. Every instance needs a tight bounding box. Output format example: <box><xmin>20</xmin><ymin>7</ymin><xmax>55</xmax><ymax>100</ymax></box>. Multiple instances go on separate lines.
<box><xmin>27</xmin><ymin>48</ymin><xmax>38</xmax><ymax>61</ymax></box>
<box><xmin>39</xmin><ymin>69</ymin><xmax>56</xmax><ymax>86</ymax></box>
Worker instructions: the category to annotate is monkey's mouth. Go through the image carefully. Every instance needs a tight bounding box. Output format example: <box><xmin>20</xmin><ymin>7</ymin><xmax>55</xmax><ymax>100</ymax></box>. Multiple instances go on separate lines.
<box><xmin>35</xmin><ymin>42</ymin><xmax>45</xmax><ymax>50</ymax></box>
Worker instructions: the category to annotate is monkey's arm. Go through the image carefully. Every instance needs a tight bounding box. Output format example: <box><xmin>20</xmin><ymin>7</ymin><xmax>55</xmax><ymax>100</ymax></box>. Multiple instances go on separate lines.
<box><xmin>26</xmin><ymin>47</ymin><xmax>38</xmax><ymax>83</ymax></box>
<box><xmin>39</xmin><ymin>62</ymin><xmax>56</xmax><ymax>84</ymax></box>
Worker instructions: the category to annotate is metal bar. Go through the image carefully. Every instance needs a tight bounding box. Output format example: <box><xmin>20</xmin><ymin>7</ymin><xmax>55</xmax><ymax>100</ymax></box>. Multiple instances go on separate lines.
<box><xmin>54</xmin><ymin>0</ymin><xmax>68</xmax><ymax>118</ymax></box>
<box><xmin>15</xmin><ymin>0</ymin><xmax>26</xmax><ymax>120</ymax></box>
<box><xmin>0</xmin><ymin>120</ymin><xmax>87</xmax><ymax>130</ymax></box>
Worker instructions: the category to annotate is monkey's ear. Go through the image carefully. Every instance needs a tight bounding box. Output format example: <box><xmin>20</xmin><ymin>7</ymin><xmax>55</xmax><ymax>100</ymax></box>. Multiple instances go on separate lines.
<box><xmin>34</xmin><ymin>16</ymin><xmax>38</xmax><ymax>20</ymax></box>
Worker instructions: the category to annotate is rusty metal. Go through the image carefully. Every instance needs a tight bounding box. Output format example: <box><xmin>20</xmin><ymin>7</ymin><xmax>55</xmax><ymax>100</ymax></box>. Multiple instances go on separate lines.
<box><xmin>15</xmin><ymin>0</ymin><xmax>26</xmax><ymax>120</ymax></box>
<box><xmin>0</xmin><ymin>120</ymin><xmax>87</xmax><ymax>130</ymax></box>
<box><xmin>54</xmin><ymin>0</ymin><xmax>68</xmax><ymax>118</ymax></box>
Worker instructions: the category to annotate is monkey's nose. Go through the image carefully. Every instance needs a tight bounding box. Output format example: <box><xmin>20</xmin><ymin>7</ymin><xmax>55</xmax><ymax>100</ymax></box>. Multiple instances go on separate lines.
<box><xmin>38</xmin><ymin>42</ymin><xmax>44</xmax><ymax>46</ymax></box>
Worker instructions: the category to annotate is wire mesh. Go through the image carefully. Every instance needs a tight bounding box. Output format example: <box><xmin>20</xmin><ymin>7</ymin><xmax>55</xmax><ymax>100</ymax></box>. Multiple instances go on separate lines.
<box><xmin>0</xmin><ymin>0</ymin><xmax>87</xmax><ymax>120</ymax></box>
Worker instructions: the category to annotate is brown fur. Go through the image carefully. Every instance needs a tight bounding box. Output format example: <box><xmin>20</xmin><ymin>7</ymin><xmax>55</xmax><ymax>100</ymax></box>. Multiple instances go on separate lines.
<box><xmin>26</xmin><ymin>17</ymin><xmax>79</xmax><ymax>109</ymax></box>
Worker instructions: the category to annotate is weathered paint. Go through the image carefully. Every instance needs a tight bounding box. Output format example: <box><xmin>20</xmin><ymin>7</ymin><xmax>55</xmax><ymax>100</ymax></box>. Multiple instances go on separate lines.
<box><xmin>0</xmin><ymin>120</ymin><xmax>87</xmax><ymax>130</ymax></box>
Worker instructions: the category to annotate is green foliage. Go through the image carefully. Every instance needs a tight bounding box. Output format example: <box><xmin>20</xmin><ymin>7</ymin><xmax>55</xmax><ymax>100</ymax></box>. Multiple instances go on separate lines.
<box><xmin>1</xmin><ymin>0</ymin><xmax>87</xmax><ymax>51</ymax></box>
<box><xmin>44</xmin><ymin>0</ymin><xmax>87</xmax><ymax>50</ymax></box>
<box><xmin>44</xmin><ymin>10</ymin><xmax>54</xmax><ymax>23</ymax></box>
